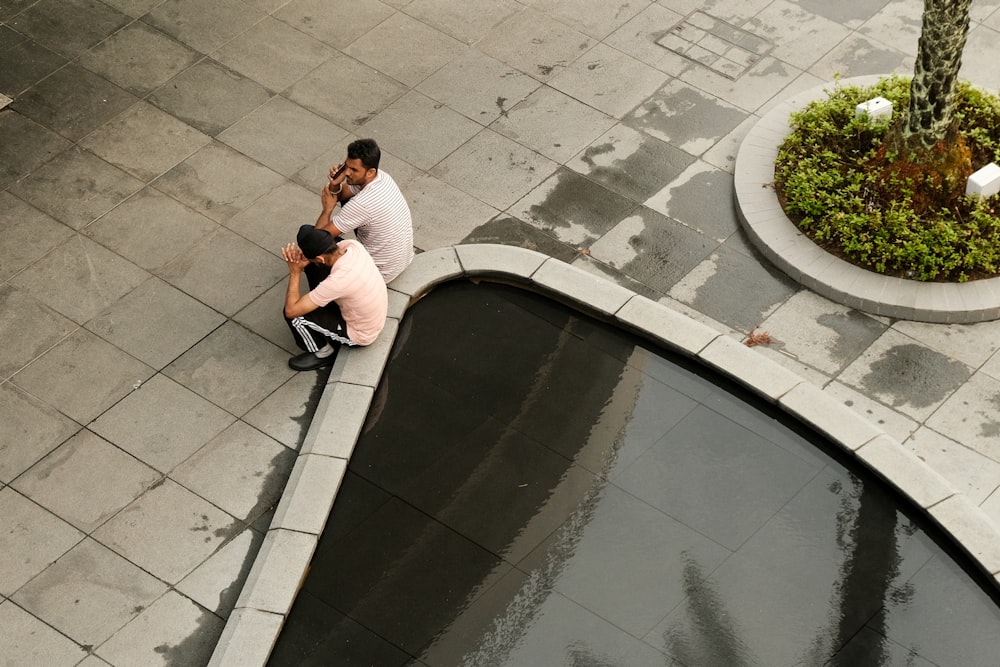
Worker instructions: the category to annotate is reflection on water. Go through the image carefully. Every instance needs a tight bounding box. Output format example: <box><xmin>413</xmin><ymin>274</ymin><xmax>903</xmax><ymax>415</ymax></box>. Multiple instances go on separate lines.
<box><xmin>269</xmin><ymin>281</ymin><xmax>1000</xmax><ymax>667</ymax></box>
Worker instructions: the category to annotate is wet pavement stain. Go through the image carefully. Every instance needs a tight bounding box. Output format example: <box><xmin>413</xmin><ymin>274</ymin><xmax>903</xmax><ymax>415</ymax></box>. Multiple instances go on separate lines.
<box><xmin>655</xmin><ymin>167</ymin><xmax>739</xmax><ymax>242</ymax></box>
<box><xmin>626</xmin><ymin>85</ymin><xmax>748</xmax><ymax>154</ymax></box>
<box><xmin>860</xmin><ymin>344</ymin><xmax>970</xmax><ymax>409</ymax></box>
<box><xmin>575</xmin><ymin>130</ymin><xmax>695</xmax><ymax>201</ymax></box>
<box><xmin>676</xmin><ymin>245</ymin><xmax>799</xmax><ymax>332</ymax></box>
<box><xmin>524</xmin><ymin>168</ymin><xmax>637</xmax><ymax>243</ymax></box>
<box><xmin>461</xmin><ymin>216</ymin><xmax>580</xmax><ymax>263</ymax></box>
<box><xmin>605</xmin><ymin>208</ymin><xmax>716</xmax><ymax>292</ymax></box>
<box><xmin>816</xmin><ymin>311</ymin><xmax>887</xmax><ymax>368</ymax></box>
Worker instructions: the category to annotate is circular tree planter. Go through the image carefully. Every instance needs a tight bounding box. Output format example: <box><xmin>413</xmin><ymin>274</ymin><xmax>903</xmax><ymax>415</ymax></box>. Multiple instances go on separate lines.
<box><xmin>734</xmin><ymin>75</ymin><xmax>1000</xmax><ymax>324</ymax></box>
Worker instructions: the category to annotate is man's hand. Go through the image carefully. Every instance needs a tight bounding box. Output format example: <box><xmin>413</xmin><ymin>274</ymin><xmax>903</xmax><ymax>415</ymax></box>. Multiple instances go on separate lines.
<box><xmin>281</xmin><ymin>244</ymin><xmax>309</xmax><ymax>272</ymax></box>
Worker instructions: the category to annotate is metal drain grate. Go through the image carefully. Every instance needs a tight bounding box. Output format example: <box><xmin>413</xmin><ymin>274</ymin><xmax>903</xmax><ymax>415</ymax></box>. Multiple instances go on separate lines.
<box><xmin>656</xmin><ymin>11</ymin><xmax>773</xmax><ymax>80</ymax></box>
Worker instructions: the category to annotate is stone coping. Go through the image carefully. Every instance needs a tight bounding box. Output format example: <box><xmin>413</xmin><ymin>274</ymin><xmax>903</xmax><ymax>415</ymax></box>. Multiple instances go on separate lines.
<box><xmin>208</xmin><ymin>244</ymin><xmax>1000</xmax><ymax>666</ymax></box>
<box><xmin>734</xmin><ymin>75</ymin><xmax>1000</xmax><ymax>323</ymax></box>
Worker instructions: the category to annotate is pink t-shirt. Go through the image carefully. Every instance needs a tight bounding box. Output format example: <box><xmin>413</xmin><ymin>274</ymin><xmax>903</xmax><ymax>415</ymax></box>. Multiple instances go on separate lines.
<box><xmin>307</xmin><ymin>240</ymin><xmax>387</xmax><ymax>345</ymax></box>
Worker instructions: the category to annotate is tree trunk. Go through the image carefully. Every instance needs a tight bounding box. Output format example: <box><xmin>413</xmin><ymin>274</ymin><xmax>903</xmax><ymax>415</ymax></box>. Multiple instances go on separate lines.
<box><xmin>902</xmin><ymin>0</ymin><xmax>973</xmax><ymax>149</ymax></box>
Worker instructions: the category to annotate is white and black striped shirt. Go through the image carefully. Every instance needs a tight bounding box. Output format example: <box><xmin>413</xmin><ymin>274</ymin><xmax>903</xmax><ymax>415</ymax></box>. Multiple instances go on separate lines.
<box><xmin>334</xmin><ymin>171</ymin><xmax>414</xmax><ymax>283</ymax></box>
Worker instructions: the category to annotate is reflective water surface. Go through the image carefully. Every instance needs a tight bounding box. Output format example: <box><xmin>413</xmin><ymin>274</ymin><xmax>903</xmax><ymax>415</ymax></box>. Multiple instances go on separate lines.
<box><xmin>269</xmin><ymin>281</ymin><xmax>1000</xmax><ymax>666</ymax></box>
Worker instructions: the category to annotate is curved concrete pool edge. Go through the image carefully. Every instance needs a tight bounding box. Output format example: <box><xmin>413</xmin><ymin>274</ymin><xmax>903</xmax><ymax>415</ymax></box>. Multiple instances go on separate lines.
<box><xmin>208</xmin><ymin>244</ymin><xmax>1000</xmax><ymax>666</ymax></box>
<box><xmin>734</xmin><ymin>75</ymin><xmax>1000</xmax><ymax>324</ymax></box>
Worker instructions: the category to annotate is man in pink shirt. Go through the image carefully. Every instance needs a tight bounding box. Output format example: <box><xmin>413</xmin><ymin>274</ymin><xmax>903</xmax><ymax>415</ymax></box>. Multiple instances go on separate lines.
<box><xmin>282</xmin><ymin>224</ymin><xmax>388</xmax><ymax>371</ymax></box>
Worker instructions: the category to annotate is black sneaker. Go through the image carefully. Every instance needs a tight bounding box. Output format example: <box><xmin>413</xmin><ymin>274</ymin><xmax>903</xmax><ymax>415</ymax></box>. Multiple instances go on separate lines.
<box><xmin>288</xmin><ymin>350</ymin><xmax>336</xmax><ymax>371</ymax></box>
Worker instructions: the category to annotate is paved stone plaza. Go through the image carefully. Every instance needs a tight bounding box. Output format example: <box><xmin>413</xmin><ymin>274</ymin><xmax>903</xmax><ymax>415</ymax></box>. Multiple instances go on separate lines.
<box><xmin>2</xmin><ymin>0</ymin><xmax>1000</xmax><ymax>664</ymax></box>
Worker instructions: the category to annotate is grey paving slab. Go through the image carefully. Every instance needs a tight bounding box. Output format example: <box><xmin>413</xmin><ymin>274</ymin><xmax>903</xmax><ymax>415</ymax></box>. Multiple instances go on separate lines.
<box><xmin>345</xmin><ymin>11</ymin><xmax>466</xmax><ymax>88</ymax></box>
<box><xmin>0</xmin><ymin>36</ymin><xmax>68</xmax><ymax>99</ymax></box>
<box><xmin>567</xmin><ymin>123</ymin><xmax>697</xmax><ymax>201</ymax></box>
<box><xmin>758</xmin><ymin>289</ymin><xmax>888</xmax><ymax>376</ymax></box>
<box><xmin>10</xmin><ymin>234</ymin><xmax>149</xmax><ymax>325</ymax></box>
<box><xmin>838</xmin><ymin>329</ymin><xmax>973</xmax><ymax>422</ymax></box>
<box><xmin>176</xmin><ymin>529</ymin><xmax>263</xmax><ymax>618</ymax></box>
<box><xmin>172</xmin><ymin>421</ymin><xmax>295</xmax><ymax>522</ymax></box>
<box><xmin>89</xmin><ymin>373</ymin><xmax>234</xmax><ymax>471</ymax></box>
<box><xmin>156</xmin><ymin>227</ymin><xmax>287</xmax><ymax>317</ymax></box>
<box><xmin>431</xmin><ymin>128</ymin><xmax>558</xmax><ymax>210</ymax></box>
<box><xmin>93</xmin><ymin>478</ymin><xmax>238</xmax><ymax>584</ymax></box>
<box><xmin>404</xmin><ymin>0</ymin><xmax>521</xmax><ymax>44</ymax></box>
<box><xmin>416</xmin><ymin>49</ymin><xmax>540</xmax><ymax>125</ymax></box>
<box><xmin>0</xmin><ymin>600</ymin><xmax>88</xmax><ymax>666</ymax></box>
<box><xmin>645</xmin><ymin>160</ymin><xmax>742</xmax><ymax>243</ymax></box>
<box><xmin>407</xmin><ymin>172</ymin><xmax>500</xmax><ymax>249</ymax></box>
<box><xmin>11</xmin><ymin>428</ymin><xmax>161</xmax><ymax>533</ymax></box>
<box><xmin>11</xmin><ymin>328</ymin><xmax>155</xmax><ymax>424</ymax></box>
<box><xmin>144</xmin><ymin>0</ymin><xmax>266</xmax><ymax>54</ymax></box>
<box><xmin>904</xmin><ymin>426</ymin><xmax>1000</xmax><ymax>505</ymax></box>
<box><xmin>587</xmin><ymin>206</ymin><xmax>715</xmax><ymax>294</ymax></box>
<box><xmin>77</xmin><ymin>20</ymin><xmax>201</xmax><ymax>97</ymax></box>
<box><xmin>0</xmin><ymin>193</ymin><xmax>74</xmax><ymax>281</ymax></box>
<box><xmin>0</xmin><ymin>109</ymin><xmax>70</xmax><ymax>191</ymax></box>
<box><xmin>476</xmin><ymin>7</ymin><xmax>594</xmax><ymax>81</ymax></box>
<box><xmin>274</xmin><ymin>0</ymin><xmax>394</xmax><ymax>49</ymax></box>
<box><xmin>0</xmin><ymin>284</ymin><xmax>77</xmax><ymax>381</ymax></box>
<box><xmin>11</xmin><ymin>63</ymin><xmax>137</xmax><ymax>141</ymax></box>
<box><xmin>84</xmin><ymin>189</ymin><xmax>216</xmax><ymax>272</ymax></box>
<box><xmin>232</xmin><ymin>281</ymin><xmax>301</xmax><ymax>355</ymax></box>
<box><xmin>491</xmin><ymin>85</ymin><xmax>616</xmax><ymax>164</ymax></box>
<box><xmin>163</xmin><ymin>320</ymin><xmax>296</xmax><ymax>417</ymax></box>
<box><xmin>148</xmin><ymin>59</ymin><xmax>272</xmax><ymax>138</ymax></box>
<box><xmin>0</xmin><ymin>487</ymin><xmax>84</xmax><ymax>596</ymax></box>
<box><xmin>549</xmin><ymin>42</ymin><xmax>665</xmax><ymax>119</ymax></box>
<box><xmin>85</xmin><ymin>277</ymin><xmax>226</xmax><ymax>369</ymax></box>
<box><xmin>808</xmin><ymin>33</ymin><xmax>913</xmax><ymax>81</ymax></box>
<box><xmin>925</xmin><ymin>371</ymin><xmax>1000</xmax><ymax>464</ymax></box>
<box><xmin>667</xmin><ymin>245</ymin><xmax>800</xmax><ymax>332</ymax></box>
<box><xmin>509</xmin><ymin>167</ymin><xmax>637</xmax><ymax>247</ymax></box>
<box><xmin>8</xmin><ymin>146</ymin><xmax>144</xmax><ymax>230</ymax></box>
<box><xmin>626</xmin><ymin>79</ymin><xmax>750</xmax><ymax>156</ymax></box>
<box><xmin>218</xmin><ymin>97</ymin><xmax>348</xmax><ymax>178</ymax></box>
<box><xmin>224</xmin><ymin>181</ymin><xmax>319</xmax><ymax>257</ymax></box>
<box><xmin>603</xmin><ymin>4</ymin><xmax>691</xmax><ymax>76</ymax></box>
<box><xmin>12</xmin><ymin>538</ymin><xmax>167</xmax><ymax>646</ymax></box>
<box><xmin>284</xmin><ymin>54</ymin><xmax>408</xmax><ymax>130</ymax></box>
<box><xmin>212</xmin><ymin>16</ymin><xmax>338</xmax><ymax>93</ymax></box>
<box><xmin>95</xmin><ymin>590</ymin><xmax>224</xmax><ymax>667</ymax></box>
<box><xmin>362</xmin><ymin>90</ymin><xmax>482</xmax><ymax>171</ymax></box>
<box><xmin>0</xmin><ymin>381</ymin><xmax>79</xmax><ymax>483</ymax></box>
<box><xmin>10</xmin><ymin>0</ymin><xmax>130</xmax><ymax>59</ymax></box>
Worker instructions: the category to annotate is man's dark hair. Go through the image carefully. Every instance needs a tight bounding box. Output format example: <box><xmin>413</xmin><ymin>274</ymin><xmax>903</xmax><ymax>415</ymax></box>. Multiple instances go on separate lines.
<box><xmin>347</xmin><ymin>138</ymin><xmax>381</xmax><ymax>171</ymax></box>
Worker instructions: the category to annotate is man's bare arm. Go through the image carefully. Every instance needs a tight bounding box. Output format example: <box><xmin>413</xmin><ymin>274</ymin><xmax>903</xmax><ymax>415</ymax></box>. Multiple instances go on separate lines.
<box><xmin>281</xmin><ymin>244</ymin><xmax>321</xmax><ymax>318</ymax></box>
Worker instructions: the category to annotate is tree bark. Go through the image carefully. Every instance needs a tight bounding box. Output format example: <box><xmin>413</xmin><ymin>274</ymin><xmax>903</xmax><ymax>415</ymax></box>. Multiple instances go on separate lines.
<box><xmin>902</xmin><ymin>0</ymin><xmax>973</xmax><ymax>149</ymax></box>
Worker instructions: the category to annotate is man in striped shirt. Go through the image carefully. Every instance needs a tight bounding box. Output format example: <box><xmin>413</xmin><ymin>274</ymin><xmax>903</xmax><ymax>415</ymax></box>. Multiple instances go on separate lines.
<box><xmin>313</xmin><ymin>138</ymin><xmax>414</xmax><ymax>283</ymax></box>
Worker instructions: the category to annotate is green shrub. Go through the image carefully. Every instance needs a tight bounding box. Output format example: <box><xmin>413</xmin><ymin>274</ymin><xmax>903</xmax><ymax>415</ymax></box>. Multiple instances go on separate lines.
<box><xmin>774</xmin><ymin>75</ymin><xmax>1000</xmax><ymax>281</ymax></box>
